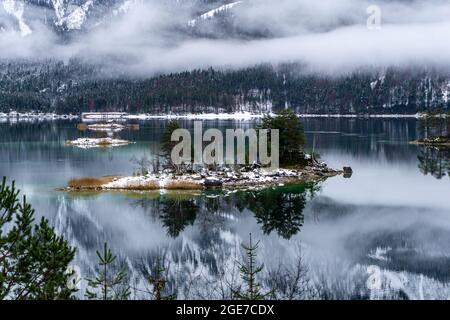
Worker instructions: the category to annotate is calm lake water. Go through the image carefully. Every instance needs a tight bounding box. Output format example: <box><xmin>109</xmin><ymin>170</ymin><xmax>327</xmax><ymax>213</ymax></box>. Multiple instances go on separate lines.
<box><xmin>1</xmin><ymin>118</ymin><xmax>450</xmax><ymax>299</ymax></box>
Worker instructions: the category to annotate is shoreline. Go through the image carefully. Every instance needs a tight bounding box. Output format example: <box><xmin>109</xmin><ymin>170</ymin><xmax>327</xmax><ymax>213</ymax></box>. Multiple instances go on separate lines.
<box><xmin>0</xmin><ymin>112</ymin><xmax>79</xmax><ymax>121</ymax></box>
<box><xmin>1</xmin><ymin>111</ymin><xmax>424</xmax><ymax>122</ymax></box>
<box><xmin>410</xmin><ymin>139</ymin><xmax>450</xmax><ymax>147</ymax></box>
<box><xmin>80</xmin><ymin>111</ymin><xmax>422</xmax><ymax>121</ymax></box>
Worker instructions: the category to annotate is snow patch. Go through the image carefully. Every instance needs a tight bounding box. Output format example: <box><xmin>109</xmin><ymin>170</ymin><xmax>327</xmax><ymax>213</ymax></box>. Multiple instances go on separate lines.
<box><xmin>188</xmin><ymin>1</ymin><xmax>242</xmax><ymax>27</ymax></box>
<box><xmin>442</xmin><ymin>82</ymin><xmax>450</xmax><ymax>103</ymax></box>
<box><xmin>127</xmin><ymin>111</ymin><xmax>266</xmax><ymax>121</ymax></box>
<box><xmin>2</xmin><ymin>0</ymin><xmax>32</xmax><ymax>36</ymax></box>
<box><xmin>66</xmin><ymin>137</ymin><xmax>132</xmax><ymax>149</ymax></box>
<box><xmin>0</xmin><ymin>112</ymin><xmax>78</xmax><ymax>121</ymax></box>
<box><xmin>368</xmin><ymin>247</ymin><xmax>391</xmax><ymax>261</ymax></box>
<box><xmin>59</xmin><ymin>1</ymin><xmax>93</xmax><ymax>30</ymax></box>
<box><xmin>82</xmin><ymin>111</ymin><xmax>267</xmax><ymax>122</ymax></box>
<box><xmin>52</xmin><ymin>0</ymin><xmax>66</xmax><ymax>23</ymax></box>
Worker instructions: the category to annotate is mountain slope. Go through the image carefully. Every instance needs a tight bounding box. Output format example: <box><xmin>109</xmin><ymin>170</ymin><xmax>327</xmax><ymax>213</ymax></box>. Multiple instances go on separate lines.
<box><xmin>1</xmin><ymin>61</ymin><xmax>449</xmax><ymax>114</ymax></box>
<box><xmin>1</xmin><ymin>0</ymin><xmax>238</xmax><ymax>34</ymax></box>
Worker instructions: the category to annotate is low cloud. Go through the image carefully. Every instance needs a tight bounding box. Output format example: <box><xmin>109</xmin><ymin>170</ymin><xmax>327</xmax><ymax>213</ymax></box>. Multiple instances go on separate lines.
<box><xmin>1</xmin><ymin>0</ymin><xmax>450</xmax><ymax>75</ymax></box>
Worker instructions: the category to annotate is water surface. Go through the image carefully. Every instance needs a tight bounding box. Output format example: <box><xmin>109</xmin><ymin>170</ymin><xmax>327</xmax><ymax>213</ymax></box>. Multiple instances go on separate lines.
<box><xmin>1</xmin><ymin>118</ymin><xmax>449</xmax><ymax>299</ymax></box>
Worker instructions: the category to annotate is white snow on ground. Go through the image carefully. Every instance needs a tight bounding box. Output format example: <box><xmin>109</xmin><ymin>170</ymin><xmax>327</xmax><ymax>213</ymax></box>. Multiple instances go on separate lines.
<box><xmin>2</xmin><ymin>0</ymin><xmax>32</xmax><ymax>36</ymax></box>
<box><xmin>296</xmin><ymin>113</ymin><xmax>421</xmax><ymax>118</ymax></box>
<box><xmin>0</xmin><ymin>112</ymin><xmax>78</xmax><ymax>121</ymax></box>
<box><xmin>66</xmin><ymin>137</ymin><xmax>132</xmax><ymax>149</ymax></box>
<box><xmin>87</xmin><ymin>123</ymin><xmax>125</xmax><ymax>132</ymax></box>
<box><xmin>1</xmin><ymin>111</ymin><xmax>423</xmax><ymax>122</ymax></box>
<box><xmin>60</xmin><ymin>1</ymin><xmax>93</xmax><ymax>30</ymax></box>
<box><xmin>81</xmin><ymin>112</ymin><xmax>129</xmax><ymax>120</ymax></box>
<box><xmin>96</xmin><ymin>167</ymin><xmax>318</xmax><ymax>191</ymax></box>
<box><xmin>102</xmin><ymin>173</ymin><xmax>203</xmax><ymax>189</ymax></box>
<box><xmin>188</xmin><ymin>1</ymin><xmax>242</xmax><ymax>27</ymax></box>
<box><xmin>370</xmin><ymin>80</ymin><xmax>377</xmax><ymax>90</ymax></box>
<box><xmin>125</xmin><ymin>111</ymin><xmax>266</xmax><ymax>120</ymax></box>
<box><xmin>80</xmin><ymin>112</ymin><xmax>423</xmax><ymax>122</ymax></box>
<box><xmin>442</xmin><ymin>82</ymin><xmax>450</xmax><ymax>103</ymax></box>
<box><xmin>368</xmin><ymin>247</ymin><xmax>391</xmax><ymax>261</ymax></box>
<box><xmin>103</xmin><ymin>175</ymin><xmax>159</xmax><ymax>189</ymax></box>
<box><xmin>52</xmin><ymin>0</ymin><xmax>66</xmax><ymax>24</ymax></box>
<box><xmin>81</xmin><ymin>111</ymin><xmax>267</xmax><ymax>121</ymax></box>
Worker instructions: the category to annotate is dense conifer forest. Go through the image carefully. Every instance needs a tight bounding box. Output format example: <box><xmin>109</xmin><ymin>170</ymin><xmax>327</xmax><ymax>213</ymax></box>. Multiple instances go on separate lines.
<box><xmin>1</xmin><ymin>60</ymin><xmax>449</xmax><ymax>115</ymax></box>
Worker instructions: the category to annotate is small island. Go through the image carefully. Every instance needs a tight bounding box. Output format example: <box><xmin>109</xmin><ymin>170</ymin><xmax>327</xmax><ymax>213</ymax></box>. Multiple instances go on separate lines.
<box><xmin>64</xmin><ymin>111</ymin><xmax>347</xmax><ymax>191</ymax></box>
<box><xmin>410</xmin><ymin>136</ymin><xmax>450</xmax><ymax>147</ymax></box>
<box><xmin>86</xmin><ymin>123</ymin><xmax>126</xmax><ymax>132</ymax></box>
<box><xmin>411</xmin><ymin>110</ymin><xmax>450</xmax><ymax>147</ymax></box>
<box><xmin>66</xmin><ymin>137</ymin><xmax>133</xmax><ymax>149</ymax></box>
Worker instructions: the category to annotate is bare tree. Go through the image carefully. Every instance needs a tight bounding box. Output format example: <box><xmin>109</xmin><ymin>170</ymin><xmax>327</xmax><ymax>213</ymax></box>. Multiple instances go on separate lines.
<box><xmin>130</xmin><ymin>154</ymin><xmax>152</xmax><ymax>175</ymax></box>
<box><xmin>265</xmin><ymin>246</ymin><xmax>317</xmax><ymax>300</ymax></box>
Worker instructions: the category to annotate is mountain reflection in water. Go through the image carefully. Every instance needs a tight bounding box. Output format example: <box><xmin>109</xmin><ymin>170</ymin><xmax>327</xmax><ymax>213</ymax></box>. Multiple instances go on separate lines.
<box><xmin>1</xmin><ymin>118</ymin><xmax>450</xmax><ymax>299</ymax></box>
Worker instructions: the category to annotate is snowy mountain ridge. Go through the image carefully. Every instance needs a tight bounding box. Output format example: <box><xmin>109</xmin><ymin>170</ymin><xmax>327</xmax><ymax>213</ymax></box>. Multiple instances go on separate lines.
<box><xmin>2</xmin><ymin>0</ymin><xmax>32</xmax><ymax>36</ymax></box>
<box><xmin>0</xmin><ymin>0</ymin><xmax>239</xmax><ymax>35</ymax></box>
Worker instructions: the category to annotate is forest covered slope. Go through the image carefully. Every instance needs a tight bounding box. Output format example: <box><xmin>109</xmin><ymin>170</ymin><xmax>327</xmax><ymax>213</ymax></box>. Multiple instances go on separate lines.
<box><xmin>1</xmin><ymin>61</ymin><xmax>449</xmax><ymax>115</ymax></box>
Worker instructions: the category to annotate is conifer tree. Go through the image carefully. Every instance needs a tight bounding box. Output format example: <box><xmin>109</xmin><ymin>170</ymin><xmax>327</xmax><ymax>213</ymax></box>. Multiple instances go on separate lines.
<box><xmin>0</xmin><ymin>177</ymin><xmax>76</xmax><ymax>300</ymax></box>
<box><xmin>85</xmin><ymin>242</ymin><xmax>130</xmax><ymax>300</ymax></box>
<box><xmin>161</xmin><ymin>121</ymin><xmax>182</xmax><ymax>158</ymax></box>
<box><xmin>161</xmin><ymin>120</ymin><xmax>184</xmax><ymax>171</ymax></box>
<box><xmin>233</xmin><ymin>234</ymin><xmax>271</xmax><ymax>300</ymax></box>
<box><xmin>261</xmin><ymin>109</ymin><xmax>306</xmax><ymax>166</ymax></box>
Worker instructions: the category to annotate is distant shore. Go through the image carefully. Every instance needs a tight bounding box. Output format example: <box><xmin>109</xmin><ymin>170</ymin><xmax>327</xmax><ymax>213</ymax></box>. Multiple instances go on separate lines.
<box><xmin>0</xmin><ymin>111</ymin><xmax>424</xmax><ymax>122</ymax></box>
<box><xmin>81</xmin><ymin>112</ymin><xmax>423</xmax><ymax>121</ymax></box>
<box><xmin>0</xmin><ymin>112</ymin><xmax>79</xmax><ymax>121</ymax></box>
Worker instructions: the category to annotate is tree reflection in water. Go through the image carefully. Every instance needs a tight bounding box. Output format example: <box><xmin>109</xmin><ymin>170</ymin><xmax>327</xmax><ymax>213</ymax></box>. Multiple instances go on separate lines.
<box><xmin>232</xmin><ymin>183</ymin><xmax>321</xmax><ymax>239</ymax></box>
<box><xmin>158</xmin><ymin>195</ymin><xmax>198</xmax><ymax>238</ymax></box>
<box><xmin>132</xmin><ymin>182</ymin><xmax>321</xmax><ymax>240</ymax></box>
<box><xmin>418</xmin><ymin>146</ymin><xmax>450</xmax><ymax>179</ymax></box>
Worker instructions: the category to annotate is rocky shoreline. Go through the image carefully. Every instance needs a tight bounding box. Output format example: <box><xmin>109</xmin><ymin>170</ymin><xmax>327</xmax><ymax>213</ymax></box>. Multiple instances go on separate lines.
<box><xmin>64</xmin><ymin>164</ymin><xmax>344</xmax><ymax>192</ymax></box>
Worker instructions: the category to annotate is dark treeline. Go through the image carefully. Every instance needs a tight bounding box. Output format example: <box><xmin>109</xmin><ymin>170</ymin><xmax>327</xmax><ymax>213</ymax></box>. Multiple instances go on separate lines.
<box><xmin>1</xmin><ymin>60</ymin><xmax>450</xmax><ymax>114</ymax></box>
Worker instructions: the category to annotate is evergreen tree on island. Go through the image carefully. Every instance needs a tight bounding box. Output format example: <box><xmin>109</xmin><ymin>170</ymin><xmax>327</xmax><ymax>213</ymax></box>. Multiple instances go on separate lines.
<box><xmin>261</xmin><ymin>109</ymin><xmax>306</xmax><ymax>166</ymax></box>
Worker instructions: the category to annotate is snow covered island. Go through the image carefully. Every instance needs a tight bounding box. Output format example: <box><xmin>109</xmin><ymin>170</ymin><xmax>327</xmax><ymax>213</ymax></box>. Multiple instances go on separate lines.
<box><xmin>66</xmin><ymin>137</ymin><xmax>133</xmax><ymax>149</ymax></box>
<box><xmin>410</xmin><ymin>136</ymin><xmax>450</xmax><ymax>147</ymax></box>
<box><xmin>64</xmin><ymin>163</ymin><xmax>344</xmax><ymax>192</ymax></box>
